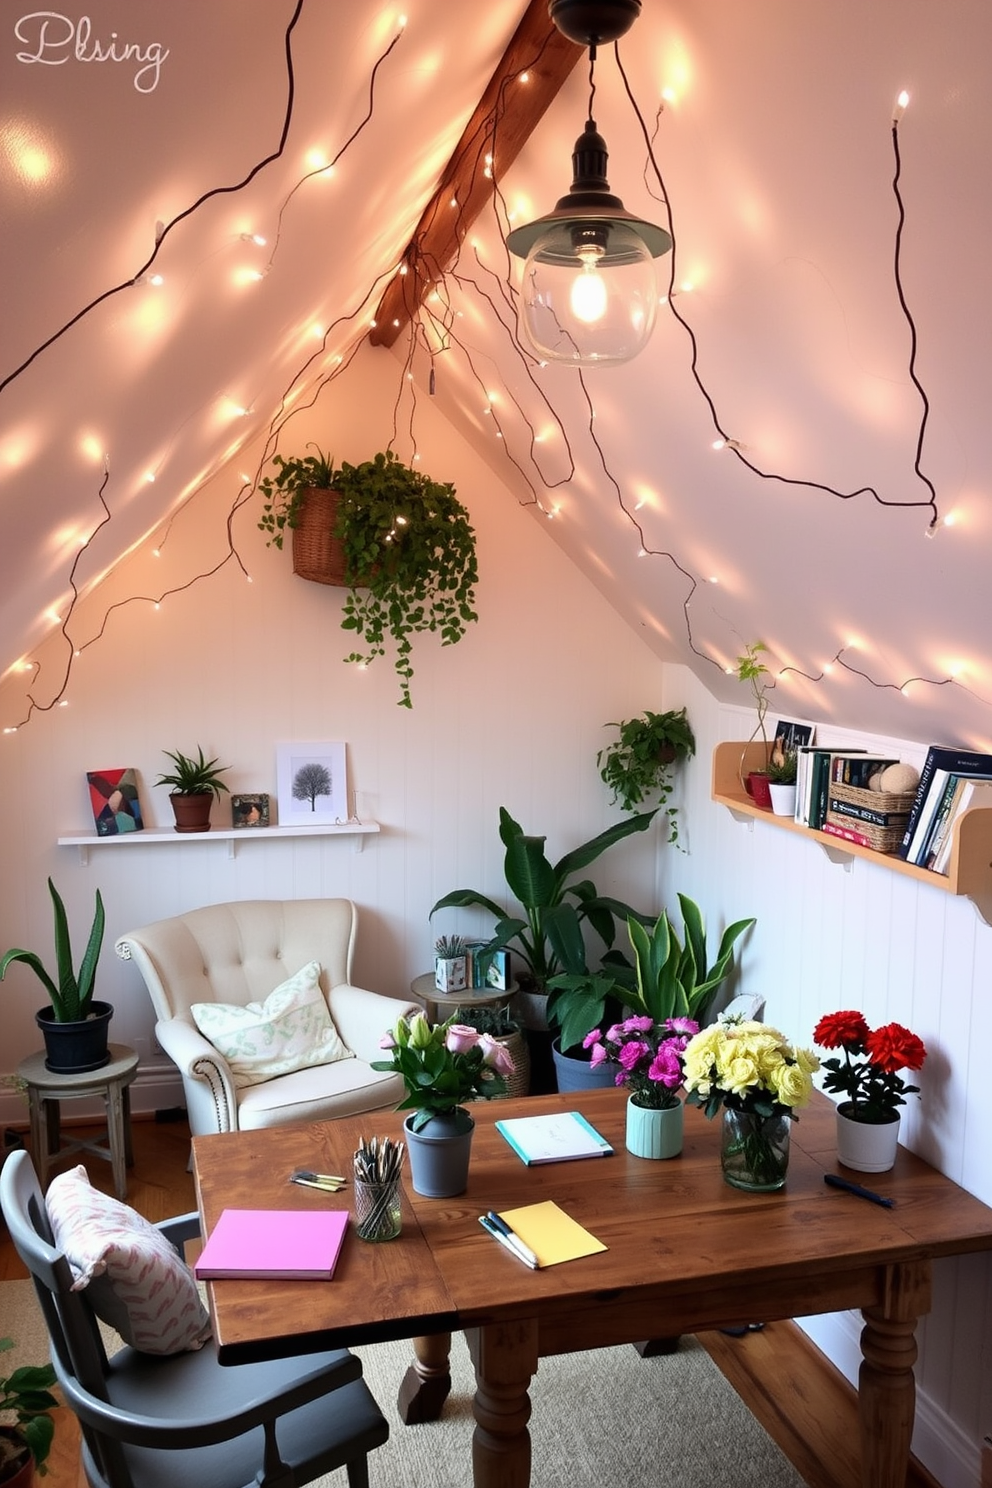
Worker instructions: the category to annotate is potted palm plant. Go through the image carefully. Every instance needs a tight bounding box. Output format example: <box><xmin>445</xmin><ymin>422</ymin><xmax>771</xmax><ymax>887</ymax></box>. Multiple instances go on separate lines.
<box><xmin>0</xmin><ymin>1339</ymin><xmax>58</xmax><ymax>1486</ymax></box>
<box><xmin>0</xmin><ymin>879</ymin><xmax>110</xmax><ymax>1072</ymax></box>
<box><xmin>155</xmin><ymin>746</ymin><xmax>230</xmax><ymax>833</ymax></box>
<box><xmin>596</xmin><ymin>706</ymin><xmax>695</xmax><ymax>843</ymax></box>
<box><xmin>258</xmin><ymin>447</ymin><xmax>479</xmax><ymax>708</ymax></box>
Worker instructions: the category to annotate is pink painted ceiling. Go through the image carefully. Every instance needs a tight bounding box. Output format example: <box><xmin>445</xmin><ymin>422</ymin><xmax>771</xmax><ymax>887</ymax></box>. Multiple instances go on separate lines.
<box><xmin>2</xmin><ymin>1</ymin><xmax>990</xmax><ymax>745</ymax></box>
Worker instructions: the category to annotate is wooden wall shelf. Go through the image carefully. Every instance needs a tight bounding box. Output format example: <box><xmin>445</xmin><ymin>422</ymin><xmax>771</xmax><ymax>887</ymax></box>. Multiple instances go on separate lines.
<box><xmin>712</xmin><ymin>742</ymin><xmax>992</xmax><ymax>926</ymax></box>
<box><xmin>58</xmin><ymin>821</ymin><xmax>380</xmax><ymax>864</ymax></box>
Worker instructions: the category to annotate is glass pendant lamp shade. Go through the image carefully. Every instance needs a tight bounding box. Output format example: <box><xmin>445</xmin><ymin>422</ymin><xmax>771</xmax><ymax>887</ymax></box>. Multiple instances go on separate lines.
<box><xmin>507</xmin><ymin>120</ymin><xmax>671</xmax><ymax>366</ymax></box>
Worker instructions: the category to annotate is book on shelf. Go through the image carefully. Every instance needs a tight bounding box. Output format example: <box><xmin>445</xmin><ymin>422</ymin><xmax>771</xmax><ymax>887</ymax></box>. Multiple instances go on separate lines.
<box><xmin>495</xmin><ymin>1111</ymin><xmax>614</xmax><ymax>1165</ymax></box>
<box><xmin>193</xmin><ymin>1208</ymin><xmax>349</xmax><ymax>1280</ymax></box>
<box><xmin>826</xmin><ymin>796</ymin><xmax>910</xmax><ymax>829</ymax></box>
<box><xmin>898</xmin><ymin>746</ymin><xmax>992</xmax><ymax>860</ymax></box>
<box><xmin>929</xmin><ymin>779</ymin><xmax>990</xmax><ymax>875</ymax></box>
<box><xmin>821</xmin><ymin>820</ymin><xmax>876</xmax><ymax>850</ymax></box>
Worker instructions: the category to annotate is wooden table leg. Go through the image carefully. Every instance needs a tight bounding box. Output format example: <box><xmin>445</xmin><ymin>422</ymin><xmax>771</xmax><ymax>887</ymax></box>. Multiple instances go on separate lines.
<box><xmin>858</xmin><ymin>1260</ymin><xmax>930</xmax><ymax>1488</ymax></box>
<box><xmin>397</xmin><ymin>1332</ymin><xmax>452</xmax><ymax>1423</ymax></box>
<box><xmin>466</xmin><ymin>1319</ymin><xmax>538</xmax><ymax>1488</ymax></box>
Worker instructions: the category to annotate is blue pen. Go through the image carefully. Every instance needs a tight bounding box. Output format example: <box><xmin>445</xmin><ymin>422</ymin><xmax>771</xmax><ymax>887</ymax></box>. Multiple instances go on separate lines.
<box><xmin>479</xmin><ymin>1215</ymin><xmax>538</xmax><ymax>1269</ymax></box>
<box><xmin>485</xmin><ymin>1210</ymin><xmax>540</xmax><ymax>1267</ymax></box>
<box><xmin>824</xmin><ymin>1173</ymin><xmax>894</xmax><ymax>1208</ymax></box>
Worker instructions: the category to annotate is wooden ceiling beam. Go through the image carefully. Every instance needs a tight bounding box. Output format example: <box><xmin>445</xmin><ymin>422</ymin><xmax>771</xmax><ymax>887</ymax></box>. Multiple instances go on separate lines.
<box><xmin>368</xmin><ymin>1</ymin><xmax>581</xmax><ymax>348</ymax></box>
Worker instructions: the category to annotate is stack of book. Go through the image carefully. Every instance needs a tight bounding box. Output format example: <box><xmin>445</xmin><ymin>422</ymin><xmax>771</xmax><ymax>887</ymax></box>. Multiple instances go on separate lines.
<box><xmin>795</xmin><ymin>750</ymin><xmax>900</xmax><ymax>832</ymax></box>
<box><xmin>897</xmin><ymin>746</ymin><xmax>992</xmax><ymax>873</ymax></box>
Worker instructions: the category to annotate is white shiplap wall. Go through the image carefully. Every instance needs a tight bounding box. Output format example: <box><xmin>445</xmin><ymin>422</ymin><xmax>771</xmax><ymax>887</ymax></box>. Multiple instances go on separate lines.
<box><xmin>659</xmin><ymin>665</ymin><xmax>992</xmax><ymax>1488</ymax></box>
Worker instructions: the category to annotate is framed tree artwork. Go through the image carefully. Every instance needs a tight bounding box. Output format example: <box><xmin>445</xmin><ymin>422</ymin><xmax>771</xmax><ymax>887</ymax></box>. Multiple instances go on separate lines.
<box><xmin>275</xmin><ymin>741</ymin><xmax>348</xmax><ymax>826</ymax></box>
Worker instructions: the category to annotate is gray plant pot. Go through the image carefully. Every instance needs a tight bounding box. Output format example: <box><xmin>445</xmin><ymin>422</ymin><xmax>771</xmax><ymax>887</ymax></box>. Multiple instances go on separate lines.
<box><xmin>551</xmin><ymin>1037</ymin><xmax>619</xmax><ymax>1094</ymax></box>
<box><xmin>404</xmin><ymin>1108</ymin><xmax>475</xmax><ymax>1197</ymax></box>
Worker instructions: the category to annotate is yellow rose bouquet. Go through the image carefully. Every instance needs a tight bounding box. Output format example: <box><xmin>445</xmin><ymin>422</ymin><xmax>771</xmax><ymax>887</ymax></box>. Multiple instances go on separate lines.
<box><xmin>683</xmin><ymin>1014</ymin><xmax>819</xmax><ymax>1191</ymax></box>
<box><xmin>683</xmin><ymin>1015</ymin><xmax>819</xmax><ymax>1120</ymax></box>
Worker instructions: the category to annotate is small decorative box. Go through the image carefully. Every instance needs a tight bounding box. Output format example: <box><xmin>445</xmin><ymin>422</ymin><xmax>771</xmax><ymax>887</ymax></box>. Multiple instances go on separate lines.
<box><xmin>435</xmin><ymin>956</ymin><xmax>468</xmax><ymax>993</ymax></box>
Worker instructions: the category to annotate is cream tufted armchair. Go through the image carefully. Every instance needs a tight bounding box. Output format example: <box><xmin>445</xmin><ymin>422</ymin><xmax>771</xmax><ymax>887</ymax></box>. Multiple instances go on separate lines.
<box><xmin>115</xmin><ymin>899</ymin><xmax>417</xmax><ymax>1138</ymax></box>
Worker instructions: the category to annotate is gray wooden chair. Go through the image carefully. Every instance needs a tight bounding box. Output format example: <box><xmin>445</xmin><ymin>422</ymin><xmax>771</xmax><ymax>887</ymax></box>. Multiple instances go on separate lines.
<box><xmin>0</xmin><ymin>1151</ymin><xmax>388</xmax><ymax>1488</ymax></box>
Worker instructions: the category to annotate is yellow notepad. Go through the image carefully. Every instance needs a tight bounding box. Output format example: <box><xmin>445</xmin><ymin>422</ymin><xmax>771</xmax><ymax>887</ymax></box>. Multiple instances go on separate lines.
<box><xmin>498</xmin><ymin>1200</ymin><xmax>607</xmax><ymax>1268</ymax></box>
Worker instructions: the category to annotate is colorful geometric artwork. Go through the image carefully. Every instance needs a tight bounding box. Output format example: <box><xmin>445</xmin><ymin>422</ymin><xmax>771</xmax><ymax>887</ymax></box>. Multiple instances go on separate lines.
<box><xmin>87</xmin><ymin>767</ymin><xmax>144</xmax><ymax>836</ymax></box>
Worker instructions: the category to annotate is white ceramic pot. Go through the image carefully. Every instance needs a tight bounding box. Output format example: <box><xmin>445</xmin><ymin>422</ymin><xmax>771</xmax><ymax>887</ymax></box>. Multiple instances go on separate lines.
<box><xmin>768</xmin><ymin>782</ymin><xmax>798</xmax><ymax>816</ymax></box>
<box><xmin>836</xmin><ymin>1104</ymin><xmax>900</xmax><ymax>1173</ymax></box>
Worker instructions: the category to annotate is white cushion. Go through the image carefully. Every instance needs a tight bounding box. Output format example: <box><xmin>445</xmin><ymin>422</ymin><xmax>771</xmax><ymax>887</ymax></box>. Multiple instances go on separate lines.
<box><xmin>46</xmin><ymin>1165</ymin><xmax>211</xmax><ymax>1355</ymax></box>
<box><xmin>190</xmin><ymin>960</ymin><xmax>354</xmax><ymax>1089</ymax></box>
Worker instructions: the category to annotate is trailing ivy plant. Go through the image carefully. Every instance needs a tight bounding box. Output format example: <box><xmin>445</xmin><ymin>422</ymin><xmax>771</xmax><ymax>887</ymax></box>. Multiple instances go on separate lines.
<box><xmin>597</xmin><ymin>706</ymin><xmax>695</xmax><ymax>843</ymax></box>
<box><xmin>333</xmin><ymin>450</ymin><xmax>478</xmax><ymax>708</ymax></box>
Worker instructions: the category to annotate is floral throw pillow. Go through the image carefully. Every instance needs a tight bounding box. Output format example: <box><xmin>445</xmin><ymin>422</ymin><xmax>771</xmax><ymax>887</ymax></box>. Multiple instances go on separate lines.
<box><xmin>190</xmin><ymin>960</ymin><xmax>354</xmax><ymax>1089</ymax></box>
<box><xmin>46</xmin><ymin>1165</ymin><xmax>211</xmax><ymax>1355</ymax></box>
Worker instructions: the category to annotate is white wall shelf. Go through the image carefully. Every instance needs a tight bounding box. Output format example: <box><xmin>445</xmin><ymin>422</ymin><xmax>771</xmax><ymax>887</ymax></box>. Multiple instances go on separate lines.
<box><xmin>712</xmin><ymin>742</ymin><xmax>992</xmax><ymax>926</ymax></box>
<box><xmin>58</xmin><ymin>821</ymin><xmax>380</xmax><ymax>864</ymax></box>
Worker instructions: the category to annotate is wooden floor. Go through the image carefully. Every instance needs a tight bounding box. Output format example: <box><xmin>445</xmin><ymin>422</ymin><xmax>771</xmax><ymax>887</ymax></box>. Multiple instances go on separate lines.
<box><xmin>0</xmin><ymin>1115</ymin><xmax>942</xmax><ymax>1488</ymax></box>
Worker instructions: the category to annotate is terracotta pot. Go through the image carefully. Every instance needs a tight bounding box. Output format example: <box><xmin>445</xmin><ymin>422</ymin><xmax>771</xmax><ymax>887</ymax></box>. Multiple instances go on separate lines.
<box><xmin>169</xmin><ymin>792</ymin><xmax>214</xmax><ymax>832</ymax></box>
<box><xmin>0</xmin><ymin>1427</ymin><xmax>33</xmax><ymax>1488</ymax></box>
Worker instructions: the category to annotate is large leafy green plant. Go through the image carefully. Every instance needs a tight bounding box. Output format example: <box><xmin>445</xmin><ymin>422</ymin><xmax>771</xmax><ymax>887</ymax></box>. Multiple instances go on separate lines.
<box><xmin>431</xmin><ymin>806</ymin><xmax>657</xmax><ymax>1046</ymax></box>
<box><xmin>545</xmin><ymin>894</ymin><xmax>755</xmax><ymax>1054</ymax></box>
<box><xmin>0</xmin><ymin>879</ymin><xmax>105</xmax><ymax>1023</ymax></box>
<box><xmin>625</xmin><ymin>895</ymin><xmax>756</xmax><ymax>1026</ymax></box>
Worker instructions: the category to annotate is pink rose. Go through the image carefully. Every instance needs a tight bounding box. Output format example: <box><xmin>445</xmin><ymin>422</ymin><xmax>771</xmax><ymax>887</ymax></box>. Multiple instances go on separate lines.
<box><xmin>479</xmin><ymin>1033</ymin><xmax>515</xmax><ymax>1075</ymax></box>
<box><xmin>378</xmin><ymin>1032</ymin><xmax>397</xmax><ymax>1050</ymax></box>
<box><xmin>446</xmin><ymin>1023</ymin><xmax>481</xmax><ymax>1056</ymax></box>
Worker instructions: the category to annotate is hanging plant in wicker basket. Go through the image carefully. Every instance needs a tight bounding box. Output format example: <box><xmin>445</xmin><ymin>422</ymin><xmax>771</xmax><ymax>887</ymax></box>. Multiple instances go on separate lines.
<box><xmin>258</xmin><ymin>447</ymin><xmax>479</xmax><ymax>707</ymax></box>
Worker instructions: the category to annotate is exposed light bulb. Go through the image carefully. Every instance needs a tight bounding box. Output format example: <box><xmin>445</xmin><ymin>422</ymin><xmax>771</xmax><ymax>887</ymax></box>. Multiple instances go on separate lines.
<box><xmin>570</xmin><ymin>248</ymin><xmax>608</xmax><ymax>323</ymax></box>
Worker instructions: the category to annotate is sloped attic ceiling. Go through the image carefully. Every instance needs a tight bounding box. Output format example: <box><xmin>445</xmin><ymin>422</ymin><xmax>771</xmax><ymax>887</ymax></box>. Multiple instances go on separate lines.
<box><xmin>2</xmin><ymin>0</ymin><xmax>991</xmax><ymax>747</ymax></box>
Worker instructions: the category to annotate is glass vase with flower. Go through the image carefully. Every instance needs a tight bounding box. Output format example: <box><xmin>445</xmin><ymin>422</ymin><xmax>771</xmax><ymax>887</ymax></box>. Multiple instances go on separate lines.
<box><xmin>371</xmin><ymin>1012</ymin><xmax>513</xmax><ymax>1196</ymax></box>
<box><xmin>583</xmin><ymin>1014</ymin><xmax>698</xmax><ymax>1158</ymax></box>
<box><xmin>683</xmin><ymin>1014</ymin><xmax>819</xmax><ymax>1191</ymax></box>
<box><xmin>813</xmin><ymin>1010</ymin><xmax>926</xmax><ymax>1173</ymax></box>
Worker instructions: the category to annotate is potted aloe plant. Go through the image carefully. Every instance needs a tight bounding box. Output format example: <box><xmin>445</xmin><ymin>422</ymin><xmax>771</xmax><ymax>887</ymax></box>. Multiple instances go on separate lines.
<box><xmin>0</xmin><ymin>1338</ymin><xmax>58</xmax><ymax>1486</ymax></box>
<box><xmin>156</xmin><ymin>746</ymin><xmax>230</xmax><ymax>833</ymax></box>
<box><xmin>258</xmin><ymin>447</ymin><xmax>479</xmax><ymax>708</ymax></box>
<box><xmin>0</xmin><ymin>879</ymin><xmax>109</xmax><ymax>1073</ymax></box>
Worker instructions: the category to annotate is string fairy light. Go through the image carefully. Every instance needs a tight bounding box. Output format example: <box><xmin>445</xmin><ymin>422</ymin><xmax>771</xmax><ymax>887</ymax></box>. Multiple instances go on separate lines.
<box><xmin>1</xmin><ymin>15</ymin><xmax>980</xmax><ymax>734</ymax></box>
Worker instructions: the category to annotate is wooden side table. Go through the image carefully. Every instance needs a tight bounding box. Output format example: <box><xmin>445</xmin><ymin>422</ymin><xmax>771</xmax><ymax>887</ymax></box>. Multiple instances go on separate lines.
<box><xmin>17</xmin><ymin>1043</ymin><xmax>139</xmax><ymax>1200</ymax></box>
<box><xmin>409</xmin><ymin>973</ymin><xmax>516</xmax><ymax>1026</ymax></box>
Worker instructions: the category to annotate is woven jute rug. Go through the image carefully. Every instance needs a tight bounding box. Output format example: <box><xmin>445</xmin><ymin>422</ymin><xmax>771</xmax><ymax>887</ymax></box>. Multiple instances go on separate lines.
<box><xmin>1</xmin><ymin>1279</ymin><xmax>806</xmax><ymax>1487</ymax></box>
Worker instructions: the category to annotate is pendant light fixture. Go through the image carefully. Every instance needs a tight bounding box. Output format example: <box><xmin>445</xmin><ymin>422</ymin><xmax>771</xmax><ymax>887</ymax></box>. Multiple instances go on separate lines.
<box><xmin>506</xmin><ymin>0</ymin><xmax>671</xmax><ymax>367</ymax></box>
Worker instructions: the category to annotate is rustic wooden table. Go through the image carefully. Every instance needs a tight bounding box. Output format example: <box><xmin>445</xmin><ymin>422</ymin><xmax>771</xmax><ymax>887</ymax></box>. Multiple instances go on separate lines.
<box><xmin>193</xmin><ymin>1088</ymin><xmax>992</xmax><ymax>1488</ymax></box>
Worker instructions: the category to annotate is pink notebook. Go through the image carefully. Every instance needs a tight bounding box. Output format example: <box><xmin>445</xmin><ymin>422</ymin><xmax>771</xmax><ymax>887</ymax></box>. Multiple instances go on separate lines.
<box><xmin>194</xmin><ymin>1208</ymin><xmax>349</xmax><ymax>1280</ymax></box>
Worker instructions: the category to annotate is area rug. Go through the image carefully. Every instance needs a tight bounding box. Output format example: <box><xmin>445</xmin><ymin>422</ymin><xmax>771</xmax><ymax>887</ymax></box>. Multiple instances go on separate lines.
<box><xmin>1</xmin><ymin>1279</ymin><xmax>806</xmax><ymax>1487</ymax></box>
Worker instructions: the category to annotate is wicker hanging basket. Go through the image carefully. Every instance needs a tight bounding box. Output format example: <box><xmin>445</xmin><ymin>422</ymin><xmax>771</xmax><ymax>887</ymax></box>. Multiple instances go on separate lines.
<box><xmin>291</xmin><ymin>487</ymin><xmax>349</xmax><ymax>587</ymax></box>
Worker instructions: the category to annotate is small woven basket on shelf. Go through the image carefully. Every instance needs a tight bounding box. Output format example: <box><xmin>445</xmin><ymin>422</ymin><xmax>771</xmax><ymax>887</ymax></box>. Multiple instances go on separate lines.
<box><xmin>825</xmin><ymin>781</ymin><xmax>916</xmax><ymax>853</ymax></box>
<box><xmin>291</xmin><ymin>487</ymin><xmax>349</xmax><ymax>586</ymax></box>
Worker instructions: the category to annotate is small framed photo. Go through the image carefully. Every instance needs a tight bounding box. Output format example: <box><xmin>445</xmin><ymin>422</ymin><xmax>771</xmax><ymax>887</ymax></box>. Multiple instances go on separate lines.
<box><xmin>771</xmin><ymin>720</ymin><xmax>815</xmax><ymax>754</ymax></box>
<box><xmin>87</xmin><ymin>768</ymin><xmax>144</xmax><ymax>836</ymax></box>
<box><xmin>275</xmin><ymin>741</ymin><xmax>348</xmax><ymax>826</ymax></box>
<box><xmin>231</xmin><ymin>793</ymin><xmax>270</xmax><ymax>829</ymax></box>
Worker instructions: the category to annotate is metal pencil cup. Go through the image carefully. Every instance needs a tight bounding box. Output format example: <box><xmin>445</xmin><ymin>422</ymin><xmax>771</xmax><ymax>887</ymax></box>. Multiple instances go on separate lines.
<box><xmin>354</xmin><ymin>1176</ymin><xmax>402</xmax><ymax>1242</ymax></box>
